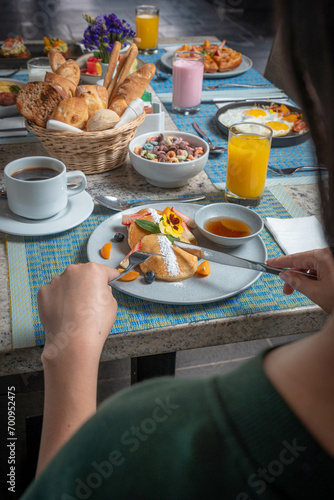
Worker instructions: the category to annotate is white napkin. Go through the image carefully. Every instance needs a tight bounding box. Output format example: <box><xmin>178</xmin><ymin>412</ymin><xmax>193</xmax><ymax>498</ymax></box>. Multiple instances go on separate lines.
<box><xmin>0</xmin><ymin>116</ymin><xmax>28</xmax><ymax>137</ymax></box>
<box><xmin>265</xmin><ymin>216</ymin><xmax>328</xmax><ymax>254</ymax></box>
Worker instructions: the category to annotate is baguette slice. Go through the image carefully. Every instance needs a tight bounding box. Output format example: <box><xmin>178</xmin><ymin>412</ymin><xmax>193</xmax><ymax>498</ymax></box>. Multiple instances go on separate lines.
<box><xmin>16</xmin><ymin>82</ymin><xmax>63</xmax><ymax>128</ymax></box>
<box><xmin>48</xmin><ymin>48</ymin><xmax>66</xmax><ymax>72</ymax></box>
<box><xmin>109</xmin><ymin>63</ymin><xmax>156</xmax><ymax>117</ymax></box>
<box><xmin>55</xmin><ymin>59</ymin><xmax>81</xmax><ymax>86</ymax></box>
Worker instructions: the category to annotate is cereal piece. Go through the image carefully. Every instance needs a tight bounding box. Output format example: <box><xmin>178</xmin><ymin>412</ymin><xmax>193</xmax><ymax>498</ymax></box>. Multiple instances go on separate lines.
<box><xmin>170</xmin><ymin>157</ymin><xmax>179</xmax><ymax>163</ymax></box>
<box><xmin>143</xmin><ymin>143</ymin><xmax>154</xmax><ymax>150</ymax></box>
<box><xmin>146</xmin><ymin>153</ymin><xmax>157</xmax><ymax>159</ymax></box>
<box><xmin>134</xmin><ymin>145</ymin><xmax>142</xmax><ymax>155</ymax></box>
<box><xmin>167</xmin><ymin>151</ymin><xmax>176</xmax><ymax>159</ymax></box>
<box><xmin>177</xmin><ymin>155</ymin><xmax>186</xmax><ymax>161</ymax></box>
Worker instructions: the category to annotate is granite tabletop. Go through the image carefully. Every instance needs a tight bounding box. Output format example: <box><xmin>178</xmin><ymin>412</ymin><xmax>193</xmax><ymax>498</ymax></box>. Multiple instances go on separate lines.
<box><xmin>0</xmin><ymin>37</ymin><xmax>328</xmax><ymax>376</ymax></box>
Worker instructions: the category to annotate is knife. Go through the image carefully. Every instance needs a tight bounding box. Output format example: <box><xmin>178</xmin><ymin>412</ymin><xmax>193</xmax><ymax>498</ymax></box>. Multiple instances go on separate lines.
<box><xmin>174</xmin><ymin>241</ymin><xmax>317</xmax><ymax>279</ymax></box>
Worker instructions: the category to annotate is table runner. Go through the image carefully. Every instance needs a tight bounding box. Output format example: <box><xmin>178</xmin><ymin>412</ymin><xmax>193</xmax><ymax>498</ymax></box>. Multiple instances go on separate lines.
<box><xmin>7</xmin><ymin>190</ymin><xmax>314</xmax><ymax>349</ymax></box>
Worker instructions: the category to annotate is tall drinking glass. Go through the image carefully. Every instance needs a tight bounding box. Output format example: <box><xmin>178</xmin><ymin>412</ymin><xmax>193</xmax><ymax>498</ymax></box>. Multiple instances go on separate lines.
<box><xmin>225</xmin><ymin>122</ymin><xmax>272</xmax><ymax>207</ymax></box>
<box><xmin>172</xmin><ymin>51</ymin><xmax>204</xmax><ymax>115</ymax></box>
<box><xmin>135</xmin><ymin>5</ymin><xmax>159</xmax><ymax>54</ymax></box>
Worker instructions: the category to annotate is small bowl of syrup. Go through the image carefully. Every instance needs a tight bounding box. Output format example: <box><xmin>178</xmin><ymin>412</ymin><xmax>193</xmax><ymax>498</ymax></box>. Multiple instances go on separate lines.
<box><xmin>195</xmin><ymin>203</ymin><xmax>264</xmax><ymax>247</ymax></box>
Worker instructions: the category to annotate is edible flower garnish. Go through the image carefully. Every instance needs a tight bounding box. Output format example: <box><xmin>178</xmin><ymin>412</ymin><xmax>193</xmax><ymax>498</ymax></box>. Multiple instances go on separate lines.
<box><xmin>159</xmin><ymin>210</ymin><xmax>184</xmax><ymax>237</ymax></box>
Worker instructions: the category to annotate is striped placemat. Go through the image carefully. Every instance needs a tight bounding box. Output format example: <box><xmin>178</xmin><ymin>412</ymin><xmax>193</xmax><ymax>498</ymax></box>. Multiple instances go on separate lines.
<box><xmin>7</xmin><ymin>190</ymin><xmax>313</xmax><ymax>349</ymax></box>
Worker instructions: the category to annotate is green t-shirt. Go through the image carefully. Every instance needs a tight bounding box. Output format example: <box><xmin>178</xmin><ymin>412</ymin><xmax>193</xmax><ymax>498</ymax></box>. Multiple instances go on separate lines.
<box><xmin>22</xmin><ymin>351</ymin><xmax>334</xmax><ymax>499</ymax></box>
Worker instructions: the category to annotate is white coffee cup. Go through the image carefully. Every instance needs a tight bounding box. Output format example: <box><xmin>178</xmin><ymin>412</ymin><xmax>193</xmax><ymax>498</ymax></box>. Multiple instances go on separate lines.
<box><xmin>4</xmin><ymin>156</ymin><xmax>87</xmax><ymax>220</ymax></box>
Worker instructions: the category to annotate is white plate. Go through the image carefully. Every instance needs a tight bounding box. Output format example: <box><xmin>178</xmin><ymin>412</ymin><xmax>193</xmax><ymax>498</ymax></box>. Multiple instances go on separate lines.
<box><xmin>160</xmin><ymin>52</ymin><xmax>253</xmax><ymax>79</ymax></box>
<box><xmin>0</xmin><ymin>191</ymin><xmax>94</xmax><ymax>236</ymax></box>
<box><xmin>87</xmin><ymin>203</ymin><xmax>266</xmax><ymax>305</ymax></box>
<box><xmin>0</xmin><ymin>78</ymin><xmax>24</xmax><ymax>118</ymax></box>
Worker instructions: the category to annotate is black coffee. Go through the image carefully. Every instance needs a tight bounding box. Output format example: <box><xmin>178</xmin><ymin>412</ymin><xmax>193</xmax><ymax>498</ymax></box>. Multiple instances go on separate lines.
<box><xmin>11</xmin><ymin>167</ymin><xmax>60</xmax><ymax>181</ymax></box>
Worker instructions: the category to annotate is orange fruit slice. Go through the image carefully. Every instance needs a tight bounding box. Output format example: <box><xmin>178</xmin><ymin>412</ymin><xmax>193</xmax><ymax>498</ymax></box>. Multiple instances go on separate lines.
<box><xmin>117</xmin><ymin>269</ymin><xmax>140</xmax><ymax>281</ymax></box>
<box><xmin>100</xmin><ymin>242</ymin><xmax>112</xmax><ymax>259</ymax></box>
<box><xmin>196</xmin><ymin>260</ymin><xmax>210</xmax><ymax>276</ymax></box>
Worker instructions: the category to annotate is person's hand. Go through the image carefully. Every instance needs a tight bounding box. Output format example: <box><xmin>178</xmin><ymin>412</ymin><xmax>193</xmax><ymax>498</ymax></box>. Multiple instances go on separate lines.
<box><xmin>37</xmin><ymin>263</ymin><xmax>119</xmax><ymax>366</ymax></box>
<box><xmin>267</xmin><ymin>248</ymin><xmax>334</xmax><ymax>313</ymax></box>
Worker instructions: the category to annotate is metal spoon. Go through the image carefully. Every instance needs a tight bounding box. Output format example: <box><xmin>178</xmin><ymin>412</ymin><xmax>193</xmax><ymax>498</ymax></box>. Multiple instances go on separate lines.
<box><xmin>268</xmin><ymin>165</ymin><xmax>327</xmax><ymax>176</ymax></box>
<box><xmin>95</xmin><ymin>194</ymin><xmax>206</xmax><ymax>211</ymax></box>
<box><xmin>155</xmin><ymin>70</ymin><xmax>170</xmax><ymax>81</ymax></box>
<box><xmin>192</xmin><ymin>122</ymin><xmax>227</xmax><ymax>154</ymax></box>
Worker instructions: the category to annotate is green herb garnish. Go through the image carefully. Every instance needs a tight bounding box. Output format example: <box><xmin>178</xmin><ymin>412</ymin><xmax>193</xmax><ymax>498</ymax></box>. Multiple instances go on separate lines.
<box><xmin>135</xmin><ymin>219</ymin><xmax>160</xmax><ymax>233</ymax></box>
<box><xmin>9</xmin><ymin>85</ymin><xmax>20</xmax><ymax>94</ymax></box>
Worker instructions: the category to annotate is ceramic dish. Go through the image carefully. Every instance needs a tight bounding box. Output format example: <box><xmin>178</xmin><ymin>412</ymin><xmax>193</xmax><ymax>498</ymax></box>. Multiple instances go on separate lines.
<box><xmin>195</xmin><ymin>203</ymin><xmax>264</xmax><ymax>248</ymax></box>
<box><xmin>0</xmin><ymin>191</ymin><xmax>93</xmax><ymax>236</ymax></box>
<box><xmin>215</xmin><ymin>100</ymin><xmax>310</xmax><ymax>147</ymax></box>
<box><xmin>129</xmin><ymin>130</ymin><xmax>209</xmax><ymax>188</ymax></box>
<box><xmin>0</xmin><ymin>78</ymin><xmax>24</xmax><ymax>118</ymax></box>
<box><xmin>160</xmin><ymin>51</ymin><xmax>252</xmax><ymax>79</ymax></box>
<box><xmin>86</xmin><ymin>202</ymin><xmax>267</xmax><ymax>305</ymax></box>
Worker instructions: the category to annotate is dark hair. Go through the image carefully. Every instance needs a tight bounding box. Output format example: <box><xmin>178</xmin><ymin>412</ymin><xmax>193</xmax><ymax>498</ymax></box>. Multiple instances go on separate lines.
<box><xmin>278</xmin><ymin>0</ymin><xmax>334</xmax><ymax>252</ymax></box>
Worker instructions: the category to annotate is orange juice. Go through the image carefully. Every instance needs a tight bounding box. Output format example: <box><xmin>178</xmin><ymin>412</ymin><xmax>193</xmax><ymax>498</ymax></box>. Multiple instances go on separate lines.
<box><xmin>136</xmin><ymin>14</ymin><xmax>159</xmax><ymax>50</ymax></box>
<box><xmin>226</xmin><ymin>133</ymin><xmax>271</xmax><ymax>199</ymax></box>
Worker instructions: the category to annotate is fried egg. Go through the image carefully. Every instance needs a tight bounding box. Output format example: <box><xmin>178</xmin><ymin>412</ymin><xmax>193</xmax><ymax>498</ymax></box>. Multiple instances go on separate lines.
<box><xmin>265</xmin><ymin>120</ymin><xmax>292</xmax><ymax>137</ymax></box>
<box><xmin>219</xmin><ymin>105</ymin><xmax>294</xmax><ymax>137</ymax></box>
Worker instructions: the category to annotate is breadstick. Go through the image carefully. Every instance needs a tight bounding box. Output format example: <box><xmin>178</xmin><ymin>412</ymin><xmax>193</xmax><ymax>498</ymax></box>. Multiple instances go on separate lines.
<box><xmin>103</xmin><ymin>40</ymin><xmax>121</xmax><ymax>90</ymax></box>
<box><xmin>133</xmin><ymin>37</ymin><xmax>141</xmax><ymax>46</ymax></box>
<box><xmin>107</xmin><ymin>43</ymin><xmax>138</xmax><ymax>105</ymax></box>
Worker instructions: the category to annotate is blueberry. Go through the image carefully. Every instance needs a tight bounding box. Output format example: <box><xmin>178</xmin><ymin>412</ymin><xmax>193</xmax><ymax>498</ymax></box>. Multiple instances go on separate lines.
<box><xmin>113</xmin><ymin>232</ymin><xmax>124</xmax><ymax>242</ymax></box>
<box><xmin>144</xmin><ymin>270</ymin><xmax>156</xmax><ymax>284</ymax></box>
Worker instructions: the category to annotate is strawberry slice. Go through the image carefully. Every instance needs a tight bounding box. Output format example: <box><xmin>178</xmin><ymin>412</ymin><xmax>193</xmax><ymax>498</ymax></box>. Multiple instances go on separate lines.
<box><xmin>121</xmin><ymin>209</ymin><xmax>150</xmax><ymax>225</ymax></box>
<box><xmin>171</xmin><ymin>207</ymin><xmax>196</xmax><ymax>229</ymax></box>
<box><xmin>119</xmin><ymin>241</ymin><xmax>141</xmax><ymax>269</ymax></box>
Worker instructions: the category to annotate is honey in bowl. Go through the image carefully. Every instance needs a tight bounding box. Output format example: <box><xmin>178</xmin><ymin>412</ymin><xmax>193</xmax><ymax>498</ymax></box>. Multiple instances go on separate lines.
<box><xmin>204</xmin><ymin>216</ymin><xmax>252</xmax><ymax>238</ymax></box>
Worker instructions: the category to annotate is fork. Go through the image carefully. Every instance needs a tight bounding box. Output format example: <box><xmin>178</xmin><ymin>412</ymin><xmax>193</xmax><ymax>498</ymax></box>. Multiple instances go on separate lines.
<box><xmin>108</xmin><ymin>251</ymin><xmax>160</xmax><ymax>285</ymax></box>
<box><xmin>203</xmin><ymin>83</ymin><xmax>275</xmax><ymax>91</ymax></box>
<box><xmin>268</xmin><ymin>165</ymin><xmax>327</xmax><ymax>176</ymax></box>
<box><xmin>1</xmin><ymin>67</ymin><xmax>23</xmax><ymax>78</ymax></box>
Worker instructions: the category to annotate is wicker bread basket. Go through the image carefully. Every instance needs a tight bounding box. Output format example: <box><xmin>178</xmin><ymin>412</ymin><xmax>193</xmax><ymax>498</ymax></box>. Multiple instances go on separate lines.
<box><xmin>25</xmin><ymin>111</ymin><xmax>146</xmax><ymax>174</ymax></box>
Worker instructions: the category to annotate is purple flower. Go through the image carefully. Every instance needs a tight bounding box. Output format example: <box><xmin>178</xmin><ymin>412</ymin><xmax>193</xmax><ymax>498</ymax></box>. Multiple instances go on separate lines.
<box><xmin>81</xmin><ymin>12</ymin><xmax>136</xmax><ymax>63</ymax></box>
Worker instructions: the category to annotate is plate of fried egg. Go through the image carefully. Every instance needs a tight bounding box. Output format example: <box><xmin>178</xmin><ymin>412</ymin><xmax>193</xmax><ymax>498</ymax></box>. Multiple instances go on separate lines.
<box><xmin>215</xmin><ymin>101</ymin><xmax>309</xmax><ymax>146</ymax></box>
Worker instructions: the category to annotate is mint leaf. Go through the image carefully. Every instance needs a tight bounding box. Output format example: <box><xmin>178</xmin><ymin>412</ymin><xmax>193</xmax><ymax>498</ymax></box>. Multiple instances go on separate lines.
<box><xmin>135</xmin><ymin>219</ymin><xmax>160</xmax><ymax>233</ymax></box>
<box><xmin>165</xmin><ymin>235</ymin><xmax>180</xmax><ymax>244</ymax></box>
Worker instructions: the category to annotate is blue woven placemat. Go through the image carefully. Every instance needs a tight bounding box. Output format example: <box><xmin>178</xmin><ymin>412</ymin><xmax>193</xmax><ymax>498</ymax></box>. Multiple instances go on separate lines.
<box><xmin>7</xmin><ymin>191</ymin><xmax>313</xmax><ymax>349</ymax></box>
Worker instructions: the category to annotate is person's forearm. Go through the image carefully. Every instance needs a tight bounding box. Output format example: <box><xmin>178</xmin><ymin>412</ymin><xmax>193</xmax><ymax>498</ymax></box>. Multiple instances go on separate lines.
<box><xmin>36</xmin><ymin>352</ymin><xmax>99</xmax><ymax>477</ymax></box>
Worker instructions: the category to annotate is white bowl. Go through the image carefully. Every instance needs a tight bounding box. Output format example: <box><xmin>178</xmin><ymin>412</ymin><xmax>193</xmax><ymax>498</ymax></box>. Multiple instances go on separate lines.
<box><xmin>195</xmin><ymin>202</ymin><xmax>264</xmax><ymax>248</ymax></box>
<box><xmin>129</xmin><ymin>130</ymin><xmax>209</xmax><ymax>188</ymax></box>
<box><xmin>0</xmin><ymin>78</ymin><xmax>25</xmax><ymax>118</ymax></box>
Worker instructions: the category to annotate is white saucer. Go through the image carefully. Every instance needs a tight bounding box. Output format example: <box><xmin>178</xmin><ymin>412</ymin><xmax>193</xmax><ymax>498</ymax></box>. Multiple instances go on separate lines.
<box><xmin>0</xmin><ymin>191</ymin><xmax>94</xmax><ymax>236</ymax></box>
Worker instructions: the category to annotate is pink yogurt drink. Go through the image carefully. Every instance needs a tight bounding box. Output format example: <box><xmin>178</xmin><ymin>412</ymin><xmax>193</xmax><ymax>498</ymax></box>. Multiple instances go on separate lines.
<box><xmin>172</xmin><ymin>54</ymin><xmax>204</xmax><ymax>112</ymax></box>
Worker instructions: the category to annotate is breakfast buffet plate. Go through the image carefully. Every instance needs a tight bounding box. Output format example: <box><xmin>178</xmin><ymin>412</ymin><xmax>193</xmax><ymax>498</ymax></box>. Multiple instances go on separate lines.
<box><xmin>0</xmin><ymin>191</ymin><xmax>94</xmax><ymax>236</ymax></box>
<box><xmin>215</xmin><ymin>100</ymin><xmax>310</xmax><ymax>147</ymax></box>
<box><xmin>160</xmin><ymin>51</ymin><xmax>253</xmax><ymax>79</ymax></box>
<box><xmin>87</xmin><ymin>202</ymin><xmax>267</xmax><ymax>305</ymax></box>
<box><xmin>0</xmin><ymin>78</ymin><xmax>24</xmax><ymax>118</ymax></box>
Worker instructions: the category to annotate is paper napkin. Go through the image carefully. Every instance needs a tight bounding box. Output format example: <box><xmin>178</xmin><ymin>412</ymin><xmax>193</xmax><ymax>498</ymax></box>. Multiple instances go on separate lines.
<box><xmin>265</xmin><ymin>216</ymin><xmax>328</xmax><ymax>254</ymax></box>
<box><xmin>0</xmin><ymin>116</ymin><xmax>27</xmax><ymax>137</ymax></box>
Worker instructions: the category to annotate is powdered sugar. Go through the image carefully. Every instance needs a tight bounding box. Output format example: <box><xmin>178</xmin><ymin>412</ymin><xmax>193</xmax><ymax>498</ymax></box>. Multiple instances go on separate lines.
<box><xmin>148</xmin><ymin>208</ymin><xmax>161</xmax><ymax>224</ymax></box>
<box><xmin>157</xmin><ymin>235</ymin><xmax>180</xmax><ymax>277</ymax></box>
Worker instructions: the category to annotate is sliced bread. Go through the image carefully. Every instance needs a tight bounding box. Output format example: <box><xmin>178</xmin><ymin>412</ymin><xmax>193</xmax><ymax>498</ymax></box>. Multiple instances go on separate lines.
<box><xmin>16</xmin><ymin>82</ymin><xmax>63</xmax><ymax>128</ymax></box>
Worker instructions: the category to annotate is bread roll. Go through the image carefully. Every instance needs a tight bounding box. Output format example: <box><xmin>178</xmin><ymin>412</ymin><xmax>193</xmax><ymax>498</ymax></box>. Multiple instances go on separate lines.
<box><xmin>86</xmin><ymin>109</ymin><xmax>120</xmax><ymax>131</ymax></box>
<box><xmin>109</xmin><ymin>63</ymin><xmax>156</xmax><ymax>117</ymax></box>
<box><xmin>52</xmin><ymin>97</ymin><xmax>89</xmax><ymax>130</ymax></box>
<box><xmin>55</xmin><ymin>59</ymin><xmax>81</xmax><ymax>86</ymax></box>
<box><xmin>16</xmin><ymin>82</ymin><xmax>63</xmax><ymax>127</ymax></box>
<box><xmin>48</xmin><ymin>48</ymin><xmax>66</xmax><ymax>72</ymax></box>
<box><xmin>75</xmin><ymin>85</ymin><xmax>108</xmax><ymax>118</ymax></box>
<box><xmin>45</xmin><ymin>72</ymin><xmax>77</xmax><ymax>98</ymax></box>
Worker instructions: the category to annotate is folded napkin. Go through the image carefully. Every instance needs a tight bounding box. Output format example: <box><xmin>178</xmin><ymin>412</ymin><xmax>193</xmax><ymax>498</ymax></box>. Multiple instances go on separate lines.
<box><xmin>0</xmin><ymin>116</ymin><xmax>27</xmax><ymax>137</ymax></box>
<box><xmin>265</xmin><ymin>216</ymin><xmax>328</xmax><ymax>254</ymax></box>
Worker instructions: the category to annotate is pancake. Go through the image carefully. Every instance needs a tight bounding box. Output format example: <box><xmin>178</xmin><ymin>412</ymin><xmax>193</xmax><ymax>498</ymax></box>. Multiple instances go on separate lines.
<box><xmin>128</xmin><ymin>208</ymin><xmax>163</xmax><ymax>248</ymax></box>
<box><xmin>139</xmin><ymin>234</ymin><xmax>197</xmax><ymax>282</ymax></box>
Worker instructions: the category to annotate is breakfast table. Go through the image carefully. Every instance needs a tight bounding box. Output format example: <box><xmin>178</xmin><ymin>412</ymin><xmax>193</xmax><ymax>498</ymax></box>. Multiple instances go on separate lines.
<box><xmin>0</xmin><ymin>36</ymin><xmax>328</xmax><ymax>382</ymax></box>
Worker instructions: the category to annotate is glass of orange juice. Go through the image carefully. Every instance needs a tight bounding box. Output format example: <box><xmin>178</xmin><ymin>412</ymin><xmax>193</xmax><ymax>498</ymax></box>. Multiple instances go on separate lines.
<box><xmin>225</xmin><ymin>122</ymin><xmax>272</xmax><ymax>207</ymax></box>
<box><xmin>135</xmin><ymin>5</ymin><xmax>159</xmax><ymax>54</ymax></box>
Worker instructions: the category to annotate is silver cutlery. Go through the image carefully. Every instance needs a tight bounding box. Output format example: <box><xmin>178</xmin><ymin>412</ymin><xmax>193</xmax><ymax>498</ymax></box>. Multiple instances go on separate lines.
<box><xmin>203</xmin><ymin>83</ymin><xmax>275</xmax><ymax>91</ymax></box>
<box><xmin>95</xmin><ymin>194</ymin><xmax>206</xmax><ymax>211</ymax></box>
<box><xmin>174</xmin><ymin>240</ymin><xmax>317</xmax><ymax>279</ymax></box>
<box><xmin>192</xmin><ymin>122</ymin><xmax>227</xmax><ymax>154</ymax></box>
<box><xmin>0</xmin><ymin>67</ymin><xmax>23</xmax><ymax>78</ymax></box>
<box><xmin>155</xmin><ymin>70</ymin><xmax>169</xmax><ymax>80</ymax></box>
<box><xmin>268</xmin><ymin>165</ymin><xmax>327</xmax><ymax>176</ymax></box>
<box><xmin>108</xmin><ymin>251</ymin><xmax>160</xmax><ymax>284</ymax></box>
